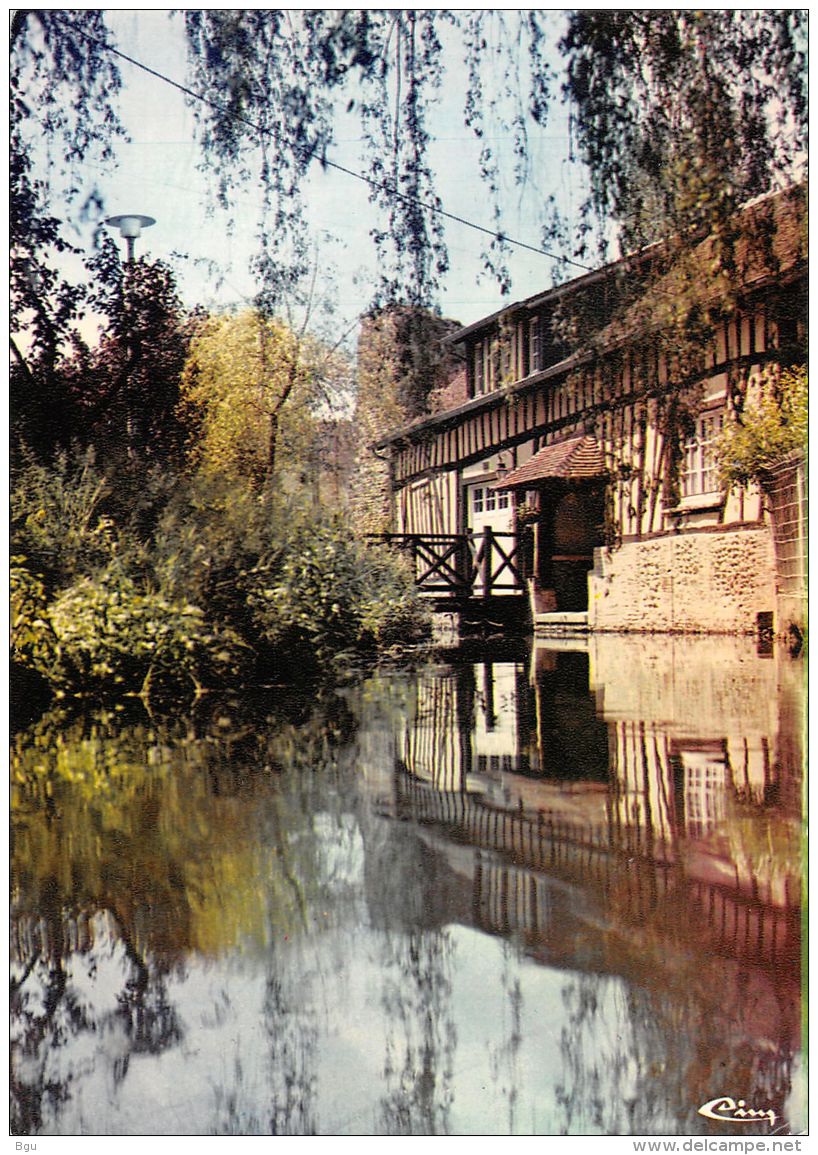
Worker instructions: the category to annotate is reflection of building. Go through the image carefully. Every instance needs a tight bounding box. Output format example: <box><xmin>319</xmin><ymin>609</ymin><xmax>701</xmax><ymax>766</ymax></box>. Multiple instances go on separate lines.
<box><xmin>589</xmin><ymin>633</ymin><xmax>801</xmax><ymax>816</ymax></box>
<box><xmin>672</xmin><ymin>743</ymin><xmax>729</xmax><ymax>837</ymax></box>
<box><xmin>401</xmin><ymin>667</ymin><xmax>465</xmax><ymax>792</ymax></box>
<box><xmin>400</xmin><ymin>662</ymin><xmax>532</xmax><ymax>798</ymax></box>
<box><xmin>395</xmin><ymin>636</ymin><xmax>804</xmax><ymax>972</ymax></box>
<box><xmin>400</xmin><ymin>654</ymin><xmax>610</xmax><ymax>799</ymax></box>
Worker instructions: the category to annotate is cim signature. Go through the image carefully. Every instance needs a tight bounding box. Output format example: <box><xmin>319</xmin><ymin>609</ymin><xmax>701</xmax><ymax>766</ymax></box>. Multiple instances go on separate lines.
<box><xmin>698</xmin><ymin>1097</ymin><xmax>777</xmax><ymax>1129</ymax></box>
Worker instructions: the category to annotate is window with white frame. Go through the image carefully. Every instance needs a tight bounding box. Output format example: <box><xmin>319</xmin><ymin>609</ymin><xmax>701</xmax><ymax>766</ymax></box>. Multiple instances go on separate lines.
<box><xmin>681</xmin><ymin>409</ymin><xmax>724</xmax><ymax>498</ymax></box>
<box><xmin>471</xmin><ymin>485</ymin><xmax>509</xmax><ymax>516</ymax></box>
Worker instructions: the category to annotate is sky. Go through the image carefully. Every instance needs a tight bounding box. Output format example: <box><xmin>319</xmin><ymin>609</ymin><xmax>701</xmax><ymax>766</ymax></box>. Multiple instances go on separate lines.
<box><xmin>56</xmin><ymin>9</ymin><xmax>591</xmax><ymax>340</ymax></box>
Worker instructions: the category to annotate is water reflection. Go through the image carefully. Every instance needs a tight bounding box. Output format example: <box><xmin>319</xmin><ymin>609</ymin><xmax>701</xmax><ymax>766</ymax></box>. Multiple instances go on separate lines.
<box><xmin>392</xmin><ymin>635</ymin><xmax>804</xmax><ymax>1133</ymax></box>
<box><xmin>10</xmin><ymin>637</ymin><xmax>805</xmax><ymax>1135</ymax></box>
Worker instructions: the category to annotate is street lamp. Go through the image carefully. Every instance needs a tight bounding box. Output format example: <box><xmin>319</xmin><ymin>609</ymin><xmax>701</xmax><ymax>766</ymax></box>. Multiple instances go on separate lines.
<box><xmin>105</xmin><ymin>213</ymin><xmax>156</xmax><ymax>263</ymax></box>
<box><xmin>104</xmin><ymin>213</ymin><xmax>156</xmax><ymax>458</ymax></box>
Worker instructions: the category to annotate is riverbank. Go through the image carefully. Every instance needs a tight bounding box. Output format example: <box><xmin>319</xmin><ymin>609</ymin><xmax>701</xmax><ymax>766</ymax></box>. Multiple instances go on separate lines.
<box><xmin>11</xmin><ymin>450</ymin><xmax>433</xmax><ymax>707</ymax></box>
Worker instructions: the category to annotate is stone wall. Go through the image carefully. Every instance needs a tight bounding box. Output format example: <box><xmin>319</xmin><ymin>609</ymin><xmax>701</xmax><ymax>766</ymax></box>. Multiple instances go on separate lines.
<box><xmin>762</xmin><ymin>451</ymin><xmax>807</xmax><ymax>640</ymax></box>
<box><xmin>588</xmin><ymin>526</ymin><xmax>777</xmax><ymax>634</ymax></box>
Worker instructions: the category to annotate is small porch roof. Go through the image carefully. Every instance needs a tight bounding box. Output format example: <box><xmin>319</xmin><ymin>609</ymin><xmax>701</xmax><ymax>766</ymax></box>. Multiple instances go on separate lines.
<box><xmin>494</xmin><ymin>435</ymin><xmax>607</xmax><ymax>490</ymax></box>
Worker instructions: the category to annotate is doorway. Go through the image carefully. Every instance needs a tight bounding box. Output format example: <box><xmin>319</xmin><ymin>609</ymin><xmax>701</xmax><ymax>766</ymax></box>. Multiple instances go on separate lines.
<box><xmin>539</xmin><ymin>485</ymin><xmax>605</xmax><ymax>611</ymax></box>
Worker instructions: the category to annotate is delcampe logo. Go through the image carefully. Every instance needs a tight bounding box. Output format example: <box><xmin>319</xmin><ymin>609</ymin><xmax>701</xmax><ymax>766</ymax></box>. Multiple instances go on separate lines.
<box><xmin>698</xmin><ymin>1097</ymin><xmax>777</xmax><ymax>1129</ymax></box>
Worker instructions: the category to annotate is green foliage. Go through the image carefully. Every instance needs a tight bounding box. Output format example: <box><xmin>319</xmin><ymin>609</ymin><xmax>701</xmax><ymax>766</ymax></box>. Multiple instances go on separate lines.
<box><xmin>11</xmin><ymin>10</ymin><xmax>126</xmax><ymax>365</ymax></box>
<box><xmin>11</xmin><ymin>11</ymin><xmax>808</xmax><ymax>328</ymax></box>
<box><xmin>243</xmin><ymin>516</ymin><xmax>431</xmax><ymax>669</ymax></box>
<box><xmin>146</xmin><ymin>471</ymin><xmax>273</xmax><ymax>604</ymax></box>
<box><xmin>717</xmin><ymin>366</ymin><xmax>807</xmax><ymax>489</ymax></box>
<box><xmin>10</xmin><ymin>447</ymin><xmax>116</xmax><ymax>591</ymax></box>
<box><xmin>562</xmin><ymin>11</ymin><xmax>807</xmax><ymax>257</ymax></box>
<box><xmin>37</xmin><ymin>562</ymin><xmax>247</xmax><ymax>697</ymax></box>
<box><xmin>10</xmin><ymin>559</ymin><xmax>58</xmax><ymax>683</ymax></box>
<box><xmin>182</xmin><ymin>10</ymin><xmax>806</xmax><ymax>301</ymax></box>
<box><xmin>180</xmin><ymin>309</ymin><xmax>350</xmax><ymax>487</ymax></box>
<box><xmin>12</xmin><ymin>6</ymin><xmax>810</xmax><ymax>329</ymax></box>
<box><xmin>11</xmin><ymin>453</ymin><xmax>430</xmax><ymax>700</ymax></box>
<box><xmin>9</xmin><ymin>455</ymin><xmax>253</xmax><ymax>698</ymax></box>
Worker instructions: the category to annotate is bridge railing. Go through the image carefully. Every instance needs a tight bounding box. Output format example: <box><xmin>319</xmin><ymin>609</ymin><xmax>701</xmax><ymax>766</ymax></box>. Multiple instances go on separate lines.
<box><xmin>369</xmin><ymin>529</ymin><xmax>523</xmax><ymax>597</ymax></box>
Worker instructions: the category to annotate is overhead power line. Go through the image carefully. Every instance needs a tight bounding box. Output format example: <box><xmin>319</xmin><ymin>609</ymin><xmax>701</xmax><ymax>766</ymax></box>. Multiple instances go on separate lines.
<box><xmin>56</xmin><ymin>15</ymin><xmax>593</xmax><ymax>273</ymax></box>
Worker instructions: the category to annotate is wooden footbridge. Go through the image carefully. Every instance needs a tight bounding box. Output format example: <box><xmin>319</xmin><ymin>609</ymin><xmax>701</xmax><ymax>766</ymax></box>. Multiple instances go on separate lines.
<box><xmin>369</xmin><ymin>530</ymin><xmax>525</xmax><ymax>601</ymax></box>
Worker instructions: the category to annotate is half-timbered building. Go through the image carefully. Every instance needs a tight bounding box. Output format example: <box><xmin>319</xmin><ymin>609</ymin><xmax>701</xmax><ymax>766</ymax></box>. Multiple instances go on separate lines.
<box><xmin>373</xmin><ymin>186</ymin><xmax>806</xmax><ymax>636</ymax></box>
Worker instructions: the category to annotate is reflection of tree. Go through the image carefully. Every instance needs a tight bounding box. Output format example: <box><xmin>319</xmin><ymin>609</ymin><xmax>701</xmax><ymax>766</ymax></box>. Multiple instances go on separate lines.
<box><xmin>263</xmin><ymin>963</ymin><xmax>319</xmax><ymax>1135</ymax></box>
<box><xmin>554</xmin><ymin>955</ymin><xmax>801</xmax><ymax>1136</ymax></box>
<box><xmin>11</xmin><ymin>875</ymin><xmax>77</xmax><ymax>1135</ymax></box>
<box><xmin>487</xmin><ymin>944</ymin><xmax>523</xmax><ymax>1134</ymax></box>
<box><xmin>10</xmin><ymin>907</ymin><xmax>182</xmax><ymax>1135</ymax></box>
<box><xmin>378</xmin><ymin>928</ymin><xmax>456</xmax><ymax>1135</ymax></box>
<box><xmin>350</xmin><ymin>715</ymin><xmax>461</xmax><ymax>1137</ymax></box>
<box><xmin>11</xmin><ymin>657</ymin><xmax>806</xmax><ymax>1136</ymax></box>
<box><xmin>10</xmin><ymin>692</ymin><xmax>356</xmax><ymax>1135</ymax></box>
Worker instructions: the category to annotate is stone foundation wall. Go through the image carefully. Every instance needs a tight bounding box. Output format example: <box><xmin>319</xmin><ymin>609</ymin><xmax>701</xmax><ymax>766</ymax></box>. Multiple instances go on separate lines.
<box><xmin>762</xmin><ymin>452</ymin><xmax>807</xmax><ymax>639</ymax></box>
<box><xmin>588</xmin><ymin>526</ymin><xmax>776</xmax><ymax>634</ymax></box>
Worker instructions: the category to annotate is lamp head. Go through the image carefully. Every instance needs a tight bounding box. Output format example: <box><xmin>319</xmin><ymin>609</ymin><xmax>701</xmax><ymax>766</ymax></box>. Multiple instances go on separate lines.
<box><xmin>105</xmin><ymin>214</ymin><xmax>156</xmax><ymax>239</ymax></box>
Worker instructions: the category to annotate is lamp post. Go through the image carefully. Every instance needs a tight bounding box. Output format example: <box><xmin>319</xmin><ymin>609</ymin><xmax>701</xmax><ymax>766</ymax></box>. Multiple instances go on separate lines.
<box><xmin>104</xmin><ymin>213</ymin><xmax>156</xmax><ymax>264</ymax></box>
<box><xmin>104</xmin><ymin>214</ymin><xmax>156</xmax><ymax>457</ymax></box>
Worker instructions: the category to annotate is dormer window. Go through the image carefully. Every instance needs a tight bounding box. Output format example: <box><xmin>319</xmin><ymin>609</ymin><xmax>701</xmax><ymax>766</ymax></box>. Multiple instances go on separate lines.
<box><xmin>473</xmin><ymin>344</ymin><xmax>484</xmax><ymax>395</ymax></box>
<box><xmin>468</xmin><ymin>336</ymin><xmax>496</xmax><ymax>397</ymax></box>
<box><xmin>466</xmin><ymin>309</ymin><xmax>561</xmax><ymax>397</ymax></box>
<box><xmin>529</xmin><ymin>317</ymin><xmax>541</xmax><ymax>373</ymax></box>
<box><xmin>501</xmin><ymin>339</ymin><xmax>512</xmax><ymax>380</ymax></box>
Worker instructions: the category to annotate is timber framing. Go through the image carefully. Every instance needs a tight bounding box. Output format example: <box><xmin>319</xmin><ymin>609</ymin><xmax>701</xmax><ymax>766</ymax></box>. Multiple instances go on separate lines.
<box><xmin>375</xmin><ymin>336</ymin><xmax>798</xmax><ymax>488</ymax></box>
<box><xmin>374</xmin><ymin>185</ymin><xmax>806</xmax><ymax>492</ymax></box>
<box><xmin>370</xmin><ymin>185</ymin><xmax>806</xmax><ymax>634</ymax></box>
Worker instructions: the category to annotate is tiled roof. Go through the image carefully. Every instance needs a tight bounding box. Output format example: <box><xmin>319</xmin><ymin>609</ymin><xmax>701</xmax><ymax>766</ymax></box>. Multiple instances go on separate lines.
<box><xmin>598</xmin><ymin>185</ymin><xmax>806</xmax><ymax>348</ymax></box>
<box><xmin>373</xmin><ymin>186</ymin><xmax>805</xmax><ymax>452</ymax></box>
<box><xmin>494</xmin><ymin>436</ymin><xmax>607</xmax><ymax>489</ymax></box>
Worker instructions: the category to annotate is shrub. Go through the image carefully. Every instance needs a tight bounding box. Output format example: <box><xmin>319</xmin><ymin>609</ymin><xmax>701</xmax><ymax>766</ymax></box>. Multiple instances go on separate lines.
<box><xmin>10</xmin><ymin>558</ymin><xmax>59</xmax><ymax>684</ymax></box>
<box><xmin>30</xmin><ymin>562</ymin><xmax>248</xmax><ymax>697</ymax></box>
<box><xmin>10</xmin><ymin>447</ymin><xmax>116</xmax><ymax>592</ymax></box>
<box><xmin>243</xmin><ymin>517</ymin><xmax>430</xmax><ymax>668</ymax></box>
<box><xmin>10</xmin><ymin>458</ymin><xmax>430</xmax><ymax>700</ymax></box>
<box><xmin>718</xmin><ymin>365</ymin><xmax>807</xmax><ymax>489</ymax></box>
<box><xmin>354</xmin><ymin>544</ymin><xmax>432</xmax><ymax>647</ymax></box>
<box><xmin>145</xmin><ymin>470</ymin><xmax>278</xmax><ymax>608</ymax></box>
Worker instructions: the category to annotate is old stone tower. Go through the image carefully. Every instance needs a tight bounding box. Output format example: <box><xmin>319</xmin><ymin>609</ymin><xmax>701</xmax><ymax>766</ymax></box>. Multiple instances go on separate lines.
<box><xmin>350</xmin><ymin>305</ymin><xmax>465</xmax><ymax>535</ymax></box>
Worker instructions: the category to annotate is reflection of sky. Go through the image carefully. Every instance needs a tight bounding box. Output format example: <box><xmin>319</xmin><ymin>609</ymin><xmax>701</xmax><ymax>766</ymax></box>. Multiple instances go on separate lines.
<box><xmin>12</xmin><ymin>635</ymin><xmax>806</xmax><ymax>1139</ymax></box>
<box><xmin>30</xmin><ymin>897</ymin><xmax>806</xmax><ymax>1136</ymax></box>
<box><xmin>473</xmin><ymin>663</ymin><xmax>518</xmax><ymax>757</ymax></box>
<box><xmin>35</xmin><ymin>920</ymin><xmax>632</xmax><ymax>1136</ymax></box>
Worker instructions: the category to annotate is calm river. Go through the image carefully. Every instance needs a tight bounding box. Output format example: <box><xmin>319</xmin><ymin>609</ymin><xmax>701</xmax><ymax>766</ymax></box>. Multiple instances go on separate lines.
<box><xmin>10</xmin><ymin>634</ymin><xmax>805</xmax><ymax>1136</ymax></box>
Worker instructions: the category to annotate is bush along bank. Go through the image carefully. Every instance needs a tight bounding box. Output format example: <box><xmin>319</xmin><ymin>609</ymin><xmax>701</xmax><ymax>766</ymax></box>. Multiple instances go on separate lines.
<box><xmin>11</xmin><ymin>450</ymin><xmax>431</xmax><ymax>703</ymax></box>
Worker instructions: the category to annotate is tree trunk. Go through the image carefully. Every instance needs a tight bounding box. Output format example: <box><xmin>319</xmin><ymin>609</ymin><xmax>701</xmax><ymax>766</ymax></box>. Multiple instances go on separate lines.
<box><xmin>268</xmin><ymin>408</ymin><xmax>280</xmax><ymax>480</ymax></box>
